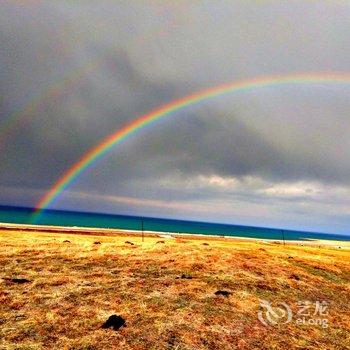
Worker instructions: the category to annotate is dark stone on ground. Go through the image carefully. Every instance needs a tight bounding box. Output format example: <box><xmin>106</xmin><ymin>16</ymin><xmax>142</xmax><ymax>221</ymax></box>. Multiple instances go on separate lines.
<box><xmin>4</xmin><ymin>278</ymin><xmax>31</xmax><ymax>284</ymax></box>
<box><xmin>63</xmin><ymin>240</ymin><xmax>70</xmax><ymax>243</ymax></box>
<box><xmin>167</xmin><ymin>331</ymin><xmax>177</xmax><ymax>347</ymax></box>
<box><xmin>202</xmin><ymin>243</ymin><xmax>209</xmax><ymax>246</ymax></box>
<box><xmin>101</xmin><ymin>315</ymin><xmax>126</xmax><ymax>331</ymax></box>
<box><xmin>214</xmin><ymin>290</ymin><xmax>232</xmax><ymax>297</ymax></box>
<box><xmin>156</xmin><ymin>240</ymin><xmax>165</xmax><ymax>244</ymax></box>
<box><xmin>290</xmin><ymin>273</ymin><xmax>300</xmax><ymax>280</ymax></box>
<box><xmin>125</xmin><ymin>241</ymin><xmax>134</xmax><ymax>245</ymax></box>
<box><xmin>94</xmin><ymin>241</ymin><xmax>101</xmax><ymax>245</ymax></box>
<box><xmin>175</xmin><ymin>274</ymin><xmax>193</xmax><ymax>279</ymax></box>
<box><xmin>14</xmin><ymin>314</ymin><xmax>26</xmax><ymax>320</ymax></box>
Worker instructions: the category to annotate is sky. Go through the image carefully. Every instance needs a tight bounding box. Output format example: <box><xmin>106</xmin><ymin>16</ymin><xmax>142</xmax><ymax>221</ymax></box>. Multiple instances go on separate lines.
<box><xmin>0</xmin><ymin>1</ymin><xmax>349</xmax><ymax>234</ymax></box>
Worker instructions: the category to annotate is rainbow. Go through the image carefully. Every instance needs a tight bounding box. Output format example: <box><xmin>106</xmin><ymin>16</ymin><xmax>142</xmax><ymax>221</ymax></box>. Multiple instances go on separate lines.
<box><xmin>0</xmin><ymin>24</ymin><xmax>179</xmax><ymax>147</ymax></box>
<box><xmin>0</xmin><ymin>60</ymin><xmax>101</xmax><ymax>147</ymax></box>
<box><xmin>33</xmin><ymin>72</ymin><xmax>350</xmax><ymax>220</ymax></box>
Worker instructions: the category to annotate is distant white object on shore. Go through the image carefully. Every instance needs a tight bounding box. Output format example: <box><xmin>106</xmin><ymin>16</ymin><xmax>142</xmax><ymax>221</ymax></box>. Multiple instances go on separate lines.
<box><xmin>158</xmin><ymin>233</ymin><xmax>175</xmax><ymax>239</ymax></box>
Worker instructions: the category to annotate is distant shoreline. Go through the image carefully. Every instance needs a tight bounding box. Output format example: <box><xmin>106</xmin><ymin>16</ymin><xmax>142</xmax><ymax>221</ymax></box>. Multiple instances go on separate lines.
<box><xmin>1</xmin><ymin>221</ymin><xmax>349</xmax><ymax>249</ymax></box>
<box><xmin>1</xmin><ymin>205</ymin><xmax>349</xmax><ymax>242</ymax></box>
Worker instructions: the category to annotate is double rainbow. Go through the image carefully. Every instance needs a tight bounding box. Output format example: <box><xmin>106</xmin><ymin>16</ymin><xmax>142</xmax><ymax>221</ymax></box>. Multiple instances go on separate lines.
<box><xmin>0</xmin><ymin>60</ymin><xmax>100</xmax><ymax>147</ymax></box>
<box><xmin>33</xmin><ymin>72</ymin><xmax>350</xmax><ymax>220</ymax></box>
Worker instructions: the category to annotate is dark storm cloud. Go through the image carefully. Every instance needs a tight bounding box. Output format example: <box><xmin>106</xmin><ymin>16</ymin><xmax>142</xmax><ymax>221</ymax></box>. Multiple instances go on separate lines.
<box><xmin>0</xmin><ymin>1</ymin><xmax>349</xmax><ymax>233</ymax></box>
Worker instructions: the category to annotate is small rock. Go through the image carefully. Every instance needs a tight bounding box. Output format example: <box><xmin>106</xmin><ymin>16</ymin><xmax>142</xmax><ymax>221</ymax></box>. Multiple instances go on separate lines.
<box><xmin>202</xmin><ymin>243</ymin><xmax>209</xmax><ymax>246</ymax></box>
<box><xmin>167</xmin><ymin>331</ymin><xmax>177</xmax><ymax>347</ymax></box>
<box><xmin>125</xmin><ymin>241</ymin><xmax>134</xmax><ymax>246</ymax></box>
<box><xmin>179</xmin><ymin>274</ymin><xmax>193</xmax><ymax>279</ymax></box>
<box><xmin>290</xmin><ymin>274</ymin><xmax>300</xmax><ymax>281</ymax></box>
<box><xmin>101</xmin><ymin>315</ymin><xmax>126</xmax><ymax>331</ymax></box>
<box><xmin>63</xmin><ymin>240</ymin><xmax>70</xmax><ymax>243</ymax></box>
<box><xmin>214</xmin><ymin>290</ymin><xmax>231</xmax><ymax>297</ymax></box>
<box><xmin>80</xmin><ymin>281</ymin><xmax>93</xmax><ymax>286</ymax></box>
<box><xmin>14</xmin><ymin>314</ymin><xmax>26</xmax><ymax>320</ymax></box>
<box><xmin>4</xmin><ymin>278</ymin><xmax>31</xmax><ymax>284</ymax></box>
<box><xmin>156</xmin><ymin>240</ymin><xmax>165</xmax><ymax>244</ymax></box>
<box><xmin>94</xmin><ymin>241</ymin><xmax>101</xmax><ymax>245</ymax></box>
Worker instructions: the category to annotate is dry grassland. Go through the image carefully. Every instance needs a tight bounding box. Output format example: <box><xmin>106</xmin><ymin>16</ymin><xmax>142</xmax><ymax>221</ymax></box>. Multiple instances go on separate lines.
<box><xmin>0</xmin><ymin>229</ymin><xmax>349</xmax><ymax>349</ymax></box>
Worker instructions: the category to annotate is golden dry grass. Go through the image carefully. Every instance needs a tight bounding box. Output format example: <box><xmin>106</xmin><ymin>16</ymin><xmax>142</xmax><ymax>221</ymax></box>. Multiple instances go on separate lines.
<box><xmin>0</xmin><ymin>229</ymin><xmax>349</xmax><ymax>349</ymax></box>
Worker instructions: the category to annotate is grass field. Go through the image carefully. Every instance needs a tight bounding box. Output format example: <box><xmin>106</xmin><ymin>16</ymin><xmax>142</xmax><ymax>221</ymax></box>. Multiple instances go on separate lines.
<box><xmin>0</xmin><ymin>229</ymin><xmax>349</xmax><ymax>349</ymax></box>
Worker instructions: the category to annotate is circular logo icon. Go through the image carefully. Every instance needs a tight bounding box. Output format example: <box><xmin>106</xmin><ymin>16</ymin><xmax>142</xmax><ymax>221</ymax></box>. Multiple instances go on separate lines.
<box><xmin>258</xmin><ymin>299</ymin><xmax>293</xmax><ymax>326</ymax></box>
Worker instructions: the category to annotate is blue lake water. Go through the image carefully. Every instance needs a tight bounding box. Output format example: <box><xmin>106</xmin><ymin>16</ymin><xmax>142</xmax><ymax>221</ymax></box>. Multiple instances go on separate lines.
<box><xmin>0</xmin><ymin>205</ymin><xmax>349</xmax><ymax>241</ymax></box>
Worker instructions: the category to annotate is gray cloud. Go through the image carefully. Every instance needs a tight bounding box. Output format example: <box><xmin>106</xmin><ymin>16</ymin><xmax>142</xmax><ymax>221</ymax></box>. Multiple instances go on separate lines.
<box><xmin>0</xmin><ymin>1</ymin><xmax>349</xmax><ymax>234</ymax></box>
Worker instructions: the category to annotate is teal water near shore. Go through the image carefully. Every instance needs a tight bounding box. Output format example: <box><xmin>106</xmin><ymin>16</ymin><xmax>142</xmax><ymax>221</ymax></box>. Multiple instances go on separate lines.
<box><xmin>0</xmin><ymin>205</ymin><xmax>349</xmax><ymax>241</ymax></box>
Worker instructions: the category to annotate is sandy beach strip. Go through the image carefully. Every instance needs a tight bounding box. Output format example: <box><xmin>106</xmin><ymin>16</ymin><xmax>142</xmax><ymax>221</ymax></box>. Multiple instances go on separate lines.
<box><xmin>1</xmin><ymin>221</ymin><xmax>349</xmax><ymax>249</ymax></box>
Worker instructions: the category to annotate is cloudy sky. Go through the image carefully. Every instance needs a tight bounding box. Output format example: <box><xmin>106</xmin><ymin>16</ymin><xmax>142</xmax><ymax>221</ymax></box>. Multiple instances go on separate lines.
<box><xmin>1</xmin><ymin>1</ymin><xmax>349</xmax><ymax>234</ymax></box>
